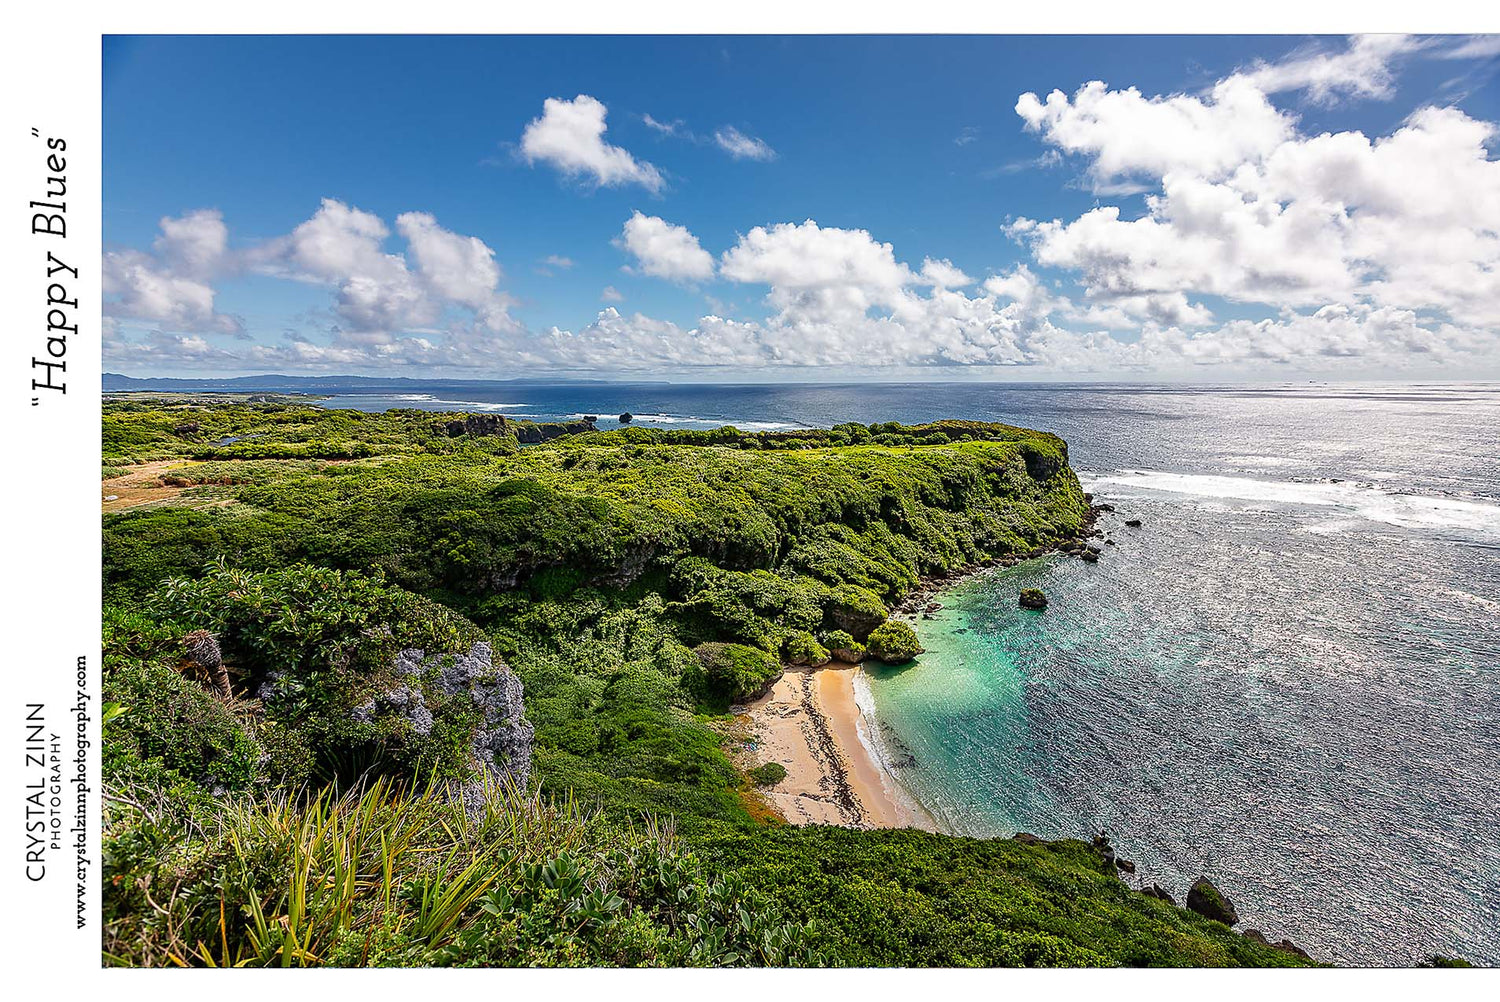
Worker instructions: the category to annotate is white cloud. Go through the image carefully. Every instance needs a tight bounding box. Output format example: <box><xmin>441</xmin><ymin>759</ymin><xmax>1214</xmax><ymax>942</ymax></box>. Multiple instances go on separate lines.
<box><xmin>520</xmin><ymin>95</ymin><xmax>664</xmax><ymax>191</ymax></box>
<box><xmin>601</xmin><ymin>285</ymin><xmax>624</xmax><ymax>302</ymax></box>
<box><xmin>920</xmin><ymin>258</ymin><xmax>974</xmax><ymax>289</ymax></box>
<box><xmin>1013</xmin><ymin>105</ymin><xmax>1500</xmax><ymax>327</ymax></box>
<box><xmin>248</xmin><ymin>199</ymin><xmax>518</xmax><ymax>336</ymax></box>
<box><xmin>720</xmin><ymin>219</ymin><xmax>918</xmax><ymax>325</ymax></box>
<box><xmin>542</xmin><ymin>254</ymin><xmax>574</xmax><ymax>269</ymax></box>
<box><xmin>154</xmin><ymin>208</ymin><xmax>229</xmax><ymax>279</ymax></box>
<box><xmin>1016</xmin><ymin>76</ymin><xmax>1294</xmax><ymax>184</ymax></box>
<box><xmin>396</xmin><ymin>211</ymin><xmax>502</xmax><ymax>309</ymax></box>
<box><xmin>616</xmin><ymin>211</ymin><xmax>715</xmax><ymax>283</ymax></box>
<box><xmin>642</xmin><ymin>114</ymin><xmax>684</xmax><ymax>137</ymax></box>
<box><xmin>103</xmin><ymin>209</ymin><xmax>242</xmax><ymax>336</ymax></box>
<box><xmin>1237</xmin><ymin>34</ymin><xmax>1427</xmax><ymax>104</ymax></box>
<box><xmin>1440</xmin><ymin>35</ymin><xmax>1500</xmax><ymax>61</ymax></box>
<box><xmin>713</xmin><ymin>126</ymin><xmax>777</xmax><ymax>161</ymax></box>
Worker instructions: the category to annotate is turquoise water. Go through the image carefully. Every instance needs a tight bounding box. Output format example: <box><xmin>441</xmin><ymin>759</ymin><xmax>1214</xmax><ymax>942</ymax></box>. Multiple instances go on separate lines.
<box><xmin>864</xmin><ymin>478</ymin><xmax>1500</xmax><ymax>966</ymax></box>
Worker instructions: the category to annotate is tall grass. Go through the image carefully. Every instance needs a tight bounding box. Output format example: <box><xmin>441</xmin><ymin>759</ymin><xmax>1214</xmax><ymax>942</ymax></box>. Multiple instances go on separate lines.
<box><xmin>103</xmin><ymin>774</ymin><xmax>816</xmax><ymax>968</ymax></box>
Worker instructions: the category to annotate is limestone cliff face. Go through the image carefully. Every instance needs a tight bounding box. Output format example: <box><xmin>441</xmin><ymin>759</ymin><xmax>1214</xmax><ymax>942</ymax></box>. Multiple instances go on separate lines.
<box><xmin>351</xmin><ymin>642</ymin><xmax>534</xmax><ymax>789</ymax></box>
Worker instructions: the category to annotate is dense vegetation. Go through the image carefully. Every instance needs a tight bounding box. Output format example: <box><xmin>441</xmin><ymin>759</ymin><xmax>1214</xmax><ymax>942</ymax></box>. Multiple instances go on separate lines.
<box><xmin>102</xmin><ymin>397</ymin><xmax>1309</xmax><ymax>967</ymax></box>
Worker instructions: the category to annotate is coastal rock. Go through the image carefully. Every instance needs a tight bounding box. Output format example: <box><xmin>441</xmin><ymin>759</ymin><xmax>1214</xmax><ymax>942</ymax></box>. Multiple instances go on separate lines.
<box><xmin>1244</xmin><ymin>930</ymin><xmax>1312</xmax><ymax>960</ymax></box>
<box><xmin>1019</xmin><ymin>588</ymin><xmax>1048</xmax><ymax>610</ymax></box>
<box><xmin>619</xmin><ymin>412</ymin><xmax>633</xmax><ymax>423</ymax></box>
<box><xmin>353</xmin><ymin>643</ymin><xmax>534</xmax><ymax>789</ymax></box>
<box><xmin>1125</xmin><ymin>518</ymin><xmax>1143</xmax><ymax>528</ymax></box>
<box><xmin>1081</xmin><ymin>551</ymin><xmax>1099</xmax><ymax>562</ymax></box>
<box><xmin>444</xmin><ymin>413</ymin><xmax>511</xmax><ymax>438</ymax></box>
<box><xmin>1091</xmin><ymin>831</ymin><xmax>1117</xmax><ymax>873</ymax></box>
<box><xmin>1012</xmin><ymin>832</ymin><xmax>1045</xmax><ymax>845</ymax></box>
<box><xmin>1115</xmin><ymin>858</ymin><xmax>1136</xmax><ymax>874</ymax></box>
<box><xmin>1187</xmin><ymin>876</ymin><xmax>1239</xmax><ymax>926</ymax></box>
<box><xmin>1143</xmin><ymin>884</ymin><xmax>1177</xmax><ymax>906</ymax></box>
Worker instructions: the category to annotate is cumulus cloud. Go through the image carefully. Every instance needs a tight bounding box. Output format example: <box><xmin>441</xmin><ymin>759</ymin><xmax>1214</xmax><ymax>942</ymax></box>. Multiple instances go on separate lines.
<box><xmin>720</xmin><ymin>220</ymin><xmax>918</xmax><ymax>322</ymax></box>
<box><xmin>1012</xmin><ymin>105</ymin><xmax>1500</xmax><ymax>327</ymax></box>
<box><xmin>920</xmin><ymin>258</ymin><xmax>974</xmax><ymax>289</ymax></box>
<box><xmin>713</xmin><ymin>126</ymin><xmax>777</xmax><ymax>161</ymax></box>
<box><xmin>103</xmin><ymin>209</ymin><xmax>243</xmax><ymax>335</ymax></box>
<box><xmin>601</xmin><ymin>285</ymin><xmax>624</xmax><ymax>302</ymax></box>
<box><xmin>520</xmin><ymin>95</ymin><xmax>664</xmax><ymax>191</ymax></box>
<box><xmin>616</xmin><ymin>211</ymin><xmax>715</xmax><ymax>282</ymax></box>
<box><xmin>154</xmin><ymin>208</ymin><xmax>230</xmax><ymax>279</ymax></box>
<box><xmin>1016</xmin><ymin>76</ymin><xmax>1293</xmax><ymax>184</ymax></box>
<box><xmin>248</xmin><ymin>198</ymin><xmax>518</xmax><ymax>337</ymax></box>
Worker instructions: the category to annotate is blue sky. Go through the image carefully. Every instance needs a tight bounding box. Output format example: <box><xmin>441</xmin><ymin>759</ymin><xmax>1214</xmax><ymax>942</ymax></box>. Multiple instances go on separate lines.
<box><xmin>102</xmin><ymin>34</ymin><xmax>1500</xmax><ymax>379</ymax></box>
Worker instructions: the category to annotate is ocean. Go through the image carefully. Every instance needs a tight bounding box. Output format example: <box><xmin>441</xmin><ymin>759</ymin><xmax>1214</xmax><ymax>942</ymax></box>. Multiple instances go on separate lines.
<box><xmin>299</xmin><ymin>380</ymin><xmax>1497</xmax><ymax>963</ymax></box>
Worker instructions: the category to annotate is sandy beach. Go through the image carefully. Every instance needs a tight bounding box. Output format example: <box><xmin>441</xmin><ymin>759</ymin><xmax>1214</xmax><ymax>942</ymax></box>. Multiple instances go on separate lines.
<box><xmin>736</xmin><ymin>664</ymin><xmax>923</xmax><ymax>830</ymax></box>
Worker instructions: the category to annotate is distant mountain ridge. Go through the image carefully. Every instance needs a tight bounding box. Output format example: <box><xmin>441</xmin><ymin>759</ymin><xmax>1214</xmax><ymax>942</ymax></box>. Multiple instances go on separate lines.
<box><xmin>102</xmin><ymin>372</ymin><xmax>635</xmax><ymax>391</ymax></box>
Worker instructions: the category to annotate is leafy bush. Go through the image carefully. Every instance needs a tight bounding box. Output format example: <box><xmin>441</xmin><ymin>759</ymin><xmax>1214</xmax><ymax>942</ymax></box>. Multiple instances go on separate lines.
<box><xmin>102</xmin><ymin>616</ymin><xmax>263</xmax><ymax>791</ymax></box>
<box><xmin>866</xmin><ymin>621</ymin><xmax>924</xmax><ymax>663</ymax></box>
<box><xmin>782</xmin><ymin>631</ymin><xmax>830</xmax><ymax>667</ymax></box>
<box><xmin>139</xmin><ymin>561</ymin><xmax>521</xmax><ymax>787</ymax></box>
<box><xmin>686</xmin><ymin>643</ymin><xmax>782</xmax><ymax>707</ymax></box>
<box><xmin>821</xmin><ymin>629</ymin><xmax>867</xmax><ymax>663</ymax></box>
<box><xmin>824</xmin><ymin>584</ymin><xmax>889</xmax><ymax>640</ymax></box>
<box><xmin>749</xmin><ymin>762</ymin><xmax>788</xmax><ymax>786</ymax></box>
<box><xmin>689</xmin><ymin>823</ymin><xmax>1311</xmax><ymax>967</ymax></box>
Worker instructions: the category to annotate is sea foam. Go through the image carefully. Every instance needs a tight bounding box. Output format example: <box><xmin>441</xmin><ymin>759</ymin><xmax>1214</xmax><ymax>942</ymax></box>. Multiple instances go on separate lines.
<box><xmin>1089</xmin><ymin>470</ymin><xmax>1500</xmax><ymax>539</ymax></box>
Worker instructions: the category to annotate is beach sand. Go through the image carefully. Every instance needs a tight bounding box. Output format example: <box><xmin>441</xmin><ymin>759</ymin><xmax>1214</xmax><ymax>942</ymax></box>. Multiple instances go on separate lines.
<box><xmin>737</xmin><ymin>664</ymin><xmax>920</xmax><ymax>830</ymax></box>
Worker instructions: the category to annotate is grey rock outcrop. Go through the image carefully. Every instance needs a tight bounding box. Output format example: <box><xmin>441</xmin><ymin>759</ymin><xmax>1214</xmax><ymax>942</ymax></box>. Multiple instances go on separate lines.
<box><xmin>1187</xmin><ymin>876</ymin><xmax>1239</xmax><ymax>926</ymax></box>
<box><xmin>350</xmin><ymin>642</ymin><xmax>534</xmax><ymax>789</ymax></box>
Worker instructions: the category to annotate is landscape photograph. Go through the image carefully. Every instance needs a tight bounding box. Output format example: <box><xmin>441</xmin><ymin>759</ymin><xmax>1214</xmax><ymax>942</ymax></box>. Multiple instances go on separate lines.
<box><xmin>98</xmin><ymin>33</ymin><xmax>1499</xmax><ymax>969</ymax></box>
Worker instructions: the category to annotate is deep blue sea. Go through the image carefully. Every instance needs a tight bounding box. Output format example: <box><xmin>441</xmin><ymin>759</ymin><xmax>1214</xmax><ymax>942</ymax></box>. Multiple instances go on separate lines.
<box><xmin>260</xmin><ymin>381</ymin><xmax>1499</xmax><ymax>963</ymax></box>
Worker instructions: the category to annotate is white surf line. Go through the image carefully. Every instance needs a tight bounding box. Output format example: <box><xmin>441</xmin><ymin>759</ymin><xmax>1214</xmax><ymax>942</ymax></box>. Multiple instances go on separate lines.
<box><xmin>850</xmin><ymin>668</ymin><xmax>944</xmax><ymax>833</ymax></box>
<box><xmin>1089</xmin><ymin>470</ymin><xmax>1500</xmax><ymax>537</ymax></box>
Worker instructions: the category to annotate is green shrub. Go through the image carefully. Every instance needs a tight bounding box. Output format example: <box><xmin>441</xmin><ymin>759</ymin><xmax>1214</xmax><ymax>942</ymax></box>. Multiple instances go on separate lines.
<box><xmin>102</xmin><ymin>606</ymin><xmax>264</xmax><ymax>791</ymax></box>
<box><xmin>140</xmin><ymin>561</ymin><xmax>518</xmax><ymax>787</ymax></box>
<box><xmin>866</xmin><ymin>621</ymin><xmax>924</xmax><ymax>663</ymax></box>
<box><xmin>689</xmin><ymin>823</ymin><xmax>1311</xmax><ymax>967</ymax></box>
<box><xmin>686</xmin><ymin>643</ymin><xmax>782</xmax><ymax>707</ymax></box>
<box><xmin>782</xmin><ymin>631</ymin><xmax>830</xmax><ymax>667</ymax></box>
<box><xmin>749</xmin><ymin>762</ymin><xmax>788</xmax><ymax>786</ymax></box>
<box><xmin>820</xmin><ymin>629</ymin><xmax>867</xmax><ymax>663</ymax></box>
<box><xmin>824</xmin><ymin>584</ymin><xmax>889</xmax><ymax>640</ymax></box>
